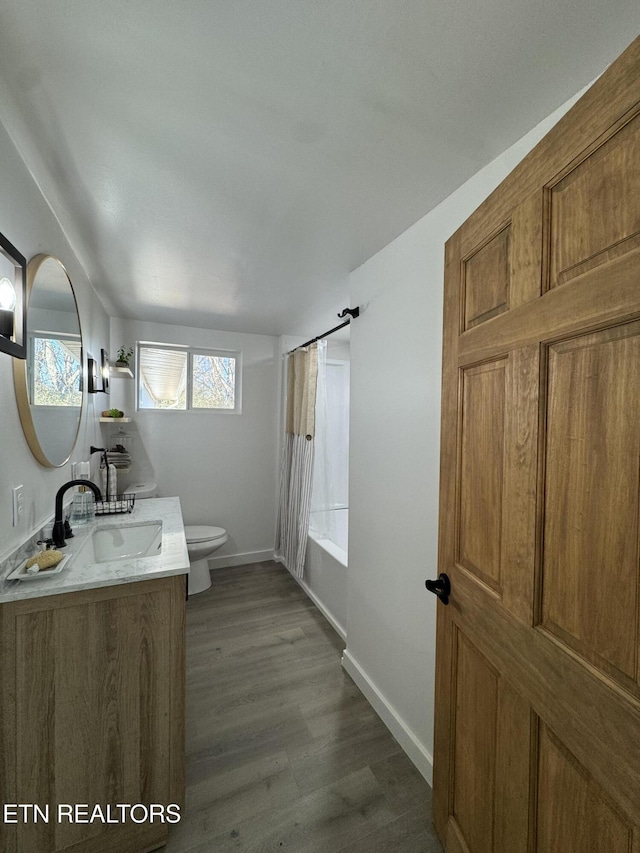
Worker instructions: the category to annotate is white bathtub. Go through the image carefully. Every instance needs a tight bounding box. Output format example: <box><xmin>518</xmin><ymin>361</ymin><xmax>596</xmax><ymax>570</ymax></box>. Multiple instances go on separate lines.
<box><xmin>303</xmin><ymin>507</ymin><xmax>348</xmax><ymax>639</ymax></box>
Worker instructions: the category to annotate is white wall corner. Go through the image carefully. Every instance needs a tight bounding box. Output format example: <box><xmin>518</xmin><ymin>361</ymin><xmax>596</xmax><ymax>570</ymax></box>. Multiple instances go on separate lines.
<box><xmin>341</xmin><ymin>648</ymin><xmax>434</xmax><ymax>787</ymax></box>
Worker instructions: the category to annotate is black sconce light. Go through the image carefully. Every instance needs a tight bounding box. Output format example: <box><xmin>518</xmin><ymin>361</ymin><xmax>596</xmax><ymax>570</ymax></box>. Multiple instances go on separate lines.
<box><xmin>0</xmin><ymin>231</ymin><xmax>26</xmax><ymax>359</ymax></box>
<box><xmin>88</xmin><ymin>349</ymin><xmax>111</xmax><ymax>394</ymax></box>
<box><xmin>100</xmin><ymin>347</ymin><xmax>110</xmax><ymax>394</ymax></box>
<box><xmin>87</xmin><ymin>355</ymin><xmax>99</xmax><ymax>393</ymax></box>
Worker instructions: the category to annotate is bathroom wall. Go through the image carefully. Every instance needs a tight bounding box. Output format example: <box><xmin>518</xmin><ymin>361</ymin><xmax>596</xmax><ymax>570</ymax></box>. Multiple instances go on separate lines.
<box><xmin>0</xmin><ymin>120</ymin><xmax>110</xmax><ymax>562</ymax></box>
<box><xmin>344</xmin><ymin>86</ymin><xmax>589</xmax><ymax>783</ymax></box>
<box><xmin>109</xmin><ymin>317</ymin><xmax>280</xmax><ymax>566</ymax></box>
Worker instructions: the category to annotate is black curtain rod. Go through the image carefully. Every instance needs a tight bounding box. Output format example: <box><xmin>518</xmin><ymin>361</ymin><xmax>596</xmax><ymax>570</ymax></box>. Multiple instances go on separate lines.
<box><xmin>288</xmin><ymin>307</ymin><xmax>360</xmax><ymax>354</ymax></box>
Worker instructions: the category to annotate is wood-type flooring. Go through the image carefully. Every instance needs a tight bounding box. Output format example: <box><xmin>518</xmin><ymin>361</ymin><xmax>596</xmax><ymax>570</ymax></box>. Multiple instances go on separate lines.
<box><xmin>164</xmin><ymin>560</ymin><xmax>442</xmax><ymax>852</ymax></box>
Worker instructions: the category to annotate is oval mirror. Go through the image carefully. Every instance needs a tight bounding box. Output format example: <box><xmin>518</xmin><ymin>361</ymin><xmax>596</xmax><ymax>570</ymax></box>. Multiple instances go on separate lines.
<box><xmin>13</xmin><ymin>255</ymin><xmax>83</xmax><ymax>467</ymax></box>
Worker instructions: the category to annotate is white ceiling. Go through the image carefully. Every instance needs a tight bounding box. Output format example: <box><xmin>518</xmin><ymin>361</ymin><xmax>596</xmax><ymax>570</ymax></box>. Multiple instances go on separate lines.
<box><xmin>0</xmin><ymin>2</ymin><xmax>638</xmax><ymax>338</ymax></box>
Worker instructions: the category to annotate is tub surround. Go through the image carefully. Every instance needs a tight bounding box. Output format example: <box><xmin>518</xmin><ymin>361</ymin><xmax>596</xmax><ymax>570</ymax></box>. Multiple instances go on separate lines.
<box><xmin>302</xmin><ymin>507</ymin><xmax>348</xmax><ymax>639</ymax></box>
<box><xmin>0</xmin><ymin>496</ymin><xmax>189</xmax><ymax>603</ymax></box>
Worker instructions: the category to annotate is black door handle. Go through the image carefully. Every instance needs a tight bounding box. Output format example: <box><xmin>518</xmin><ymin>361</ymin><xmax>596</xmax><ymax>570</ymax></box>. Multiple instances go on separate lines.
<box><xmin>425</xmin><ymin>573</ymin><xmax>451</xmax><ymax>605</ymax></box>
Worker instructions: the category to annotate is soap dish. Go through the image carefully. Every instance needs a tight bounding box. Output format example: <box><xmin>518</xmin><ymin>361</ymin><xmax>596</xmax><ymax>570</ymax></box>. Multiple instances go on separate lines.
<box><xmin>8</xmin><ymin>554</ymin><xmax>71</xmax><ymax>581</ymax></box>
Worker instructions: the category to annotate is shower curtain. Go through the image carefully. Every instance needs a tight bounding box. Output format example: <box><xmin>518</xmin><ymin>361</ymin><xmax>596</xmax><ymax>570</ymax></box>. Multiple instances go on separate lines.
<box><xmin>275</xmin><ymin>343</ymin><xmax>319</xmax><ymax>578</ymax></box>
<box><xmin>309</xmin><ymin>340</ymin><xmax>336</xmax><ymax>542</ymax></box>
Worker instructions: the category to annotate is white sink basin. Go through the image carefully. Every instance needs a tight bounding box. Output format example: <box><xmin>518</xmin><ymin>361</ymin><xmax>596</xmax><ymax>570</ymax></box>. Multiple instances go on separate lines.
<box><xmin>71</xmin><ymin>521</ymin><xmax>163</xmax><ymax>568</ymax></box>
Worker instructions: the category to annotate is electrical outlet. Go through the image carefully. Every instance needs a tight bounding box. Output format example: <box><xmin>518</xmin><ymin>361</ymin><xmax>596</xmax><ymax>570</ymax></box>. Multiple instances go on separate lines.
<box><xmin>12</xmin><ymin>485</ymin><xmax>24</xmax><ymax>527</ymax></box>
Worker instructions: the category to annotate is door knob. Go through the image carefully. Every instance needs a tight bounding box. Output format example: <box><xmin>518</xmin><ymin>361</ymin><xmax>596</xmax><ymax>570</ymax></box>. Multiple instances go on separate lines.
<box><xmin>425</xmin><ymin>573</ymin><xmax>451</xmax><ymax>605</ymax></box>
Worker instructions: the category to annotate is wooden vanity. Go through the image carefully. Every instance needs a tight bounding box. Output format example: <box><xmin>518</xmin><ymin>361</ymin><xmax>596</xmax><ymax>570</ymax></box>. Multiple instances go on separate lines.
<box><xmin>0</xmin><ymin>575</ymin><xmax>185</xmax><ymax>853</ymax></box>
<box><xmin>0</xmin><ymin>498</ymin><xmax>188</xmax><ymax>853</ymax></box>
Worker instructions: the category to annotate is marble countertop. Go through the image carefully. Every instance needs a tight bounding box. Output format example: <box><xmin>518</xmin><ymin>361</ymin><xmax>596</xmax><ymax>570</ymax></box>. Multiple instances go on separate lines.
<box><xmin>0</xmin><ymin>497</ymin><xmax>189</xmax><ymax>603</ymax></box>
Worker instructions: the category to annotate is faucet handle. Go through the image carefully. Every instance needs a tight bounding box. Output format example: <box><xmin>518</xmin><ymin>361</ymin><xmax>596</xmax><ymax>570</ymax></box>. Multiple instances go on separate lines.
<box><xmin>37</xmin><ymin>538</ymin><xmax>55</xmax><ymax>550</ymax></box>
<box><xmin>63</xmin><ymin>517</ymin><xmax>74</xmax><ymax>539</ymax></box>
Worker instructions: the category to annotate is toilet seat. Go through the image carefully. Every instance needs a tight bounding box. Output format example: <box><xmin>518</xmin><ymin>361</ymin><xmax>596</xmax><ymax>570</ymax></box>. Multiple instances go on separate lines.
<box><xmin>127</xmin><ymin>482</ymin><xmax>158</xmax><ymax>499</ymax></box>
<box><xmin>185</xmin><ymin>525</ymin><xmax>226</xmax><ymax>543</ymax></box>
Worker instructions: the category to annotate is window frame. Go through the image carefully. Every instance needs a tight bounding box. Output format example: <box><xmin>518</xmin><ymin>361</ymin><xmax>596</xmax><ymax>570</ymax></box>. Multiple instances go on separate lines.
<box><xmin>136</xmin><ymin>342</ymin><xmax>242</xmax><ymax>414</ymax></box>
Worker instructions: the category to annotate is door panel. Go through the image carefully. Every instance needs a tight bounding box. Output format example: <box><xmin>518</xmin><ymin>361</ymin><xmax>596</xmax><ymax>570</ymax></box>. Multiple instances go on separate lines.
<box><xmin>549</xmin><ymin>112</ymin><xmax>640</xmax><ymax>289</ymax></box>
<box><xmin>541</xmin><ymin>323</ymin><xmax>640</xmax><ymax>687</ymax></box>
<box><xmin>459</xmin><ymin>360</ymin><xmax>507</xmax><ymax>593</ymax></box>
<box><xmin>463</xmin><ymin>226</ymin><xmax>511</xmax><ymax>329</ymax></box>
<box><xmin>452</xmin><ymin>629</ymin><xmax>499</xmax><ymax>853</ymax></box>
<box><xmin>449</xmin><ymin>627</ymin><xmax>534</xmax><ymax>853</ymax></box>
<box><xmin>537</xmin><ymin>725</ymin><xmax>633</xmax><ymax>853</ymax></box>
<box><xmin>434</xmin><ymin>34</ymin><xmax>640</xmax><ymax>853</ymax></box>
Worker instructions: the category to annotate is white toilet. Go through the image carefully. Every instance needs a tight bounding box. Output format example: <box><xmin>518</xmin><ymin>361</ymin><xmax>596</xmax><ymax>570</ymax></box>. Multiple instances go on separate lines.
<box><xmin>126</xmin><ymin>482</ymin><xmax>228</xmax><ymax>596</ymax></box>
<box><xmin>183</xmin><ymin>526</ymin><xmax>228</xmax><ymax>594</ymax></box>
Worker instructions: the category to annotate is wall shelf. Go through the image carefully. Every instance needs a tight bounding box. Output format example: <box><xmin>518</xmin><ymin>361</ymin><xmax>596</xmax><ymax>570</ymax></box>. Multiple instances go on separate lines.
<box><xmin>109</xmin><ymin>363</ymin><xmax>134</xmax><ymax>378</ymax></box>
<box><xmin>99</xmin><ymin>417</ymin><xmax>132</xmax><ymax>423</ymax></box>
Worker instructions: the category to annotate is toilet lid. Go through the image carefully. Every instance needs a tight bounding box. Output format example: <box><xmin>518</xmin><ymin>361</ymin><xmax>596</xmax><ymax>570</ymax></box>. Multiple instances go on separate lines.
<box><xmin>185</xmin><ymin>525</ymin><xmax>226</xmax><ymax>543</ymax></box>
<box><xmin>128</xmin><ymin>481</ymin><xmax>157</xmax><ymax>497</ymax></box>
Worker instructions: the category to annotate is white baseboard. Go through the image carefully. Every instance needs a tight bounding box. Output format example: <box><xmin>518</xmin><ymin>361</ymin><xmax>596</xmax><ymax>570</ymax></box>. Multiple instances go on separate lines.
<box><xmin>296</xmin><ymin>576</ymin><xmax>347</xmax><ymax>642</ymax></box>
<box><xmin>209</xmin><ymin>549</ymin><xmax>275</xmax><ymax>570</ymax></box>
<box><xmin>341</xmin><ymin>649</ymin><xmax>434</xmax><ymax>787</ymax></box>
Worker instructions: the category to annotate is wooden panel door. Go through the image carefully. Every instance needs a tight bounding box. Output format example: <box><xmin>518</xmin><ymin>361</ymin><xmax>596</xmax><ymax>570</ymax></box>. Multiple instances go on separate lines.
<box><xmin>433</xmin><ymin>34</ymin><xmax>640</xmax><ymax>853</ymax></box>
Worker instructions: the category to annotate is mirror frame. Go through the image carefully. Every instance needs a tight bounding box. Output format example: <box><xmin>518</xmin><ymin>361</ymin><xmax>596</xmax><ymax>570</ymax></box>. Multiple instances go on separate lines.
<box><xmin>13</xmin><ymin>254</ymin><xmax>84</xmax><ymax>467</ymax></box>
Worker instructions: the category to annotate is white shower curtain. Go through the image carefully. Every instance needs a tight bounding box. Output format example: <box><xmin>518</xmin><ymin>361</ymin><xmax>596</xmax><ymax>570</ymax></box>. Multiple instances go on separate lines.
<box><xmin>275</xmin><ymin>343</ymin><xmax>319</xmax><ymax>578</ymax></box>
<box><xmin>309</xmin><ymin>340</ymin><xmax>336</xmax><ymax>542</ymax></box>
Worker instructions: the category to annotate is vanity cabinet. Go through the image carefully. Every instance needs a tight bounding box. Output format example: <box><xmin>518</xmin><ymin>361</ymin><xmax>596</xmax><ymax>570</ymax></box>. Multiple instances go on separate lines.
<box><xmin>0</xmin><ymin>574</ymin><xmax>185</xmax><ymax>853</ymax></box>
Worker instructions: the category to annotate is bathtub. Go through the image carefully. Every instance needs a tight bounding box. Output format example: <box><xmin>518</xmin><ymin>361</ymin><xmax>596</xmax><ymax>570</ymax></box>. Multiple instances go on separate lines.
<box><xmin>303</xmin><ymin>507</ymin><xmax>348</xmax><ymax>640</ymax></box>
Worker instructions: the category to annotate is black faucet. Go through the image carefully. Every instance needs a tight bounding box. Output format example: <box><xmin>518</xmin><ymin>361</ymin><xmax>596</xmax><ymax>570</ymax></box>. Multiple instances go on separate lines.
<box><xmin>52</xmin><ymin>479</ymin><xmax>103</xmax><ymax>547</ymax></box>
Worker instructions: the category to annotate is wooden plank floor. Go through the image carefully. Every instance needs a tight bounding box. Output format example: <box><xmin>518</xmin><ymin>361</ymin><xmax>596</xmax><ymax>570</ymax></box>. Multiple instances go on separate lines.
<box><xmin>164</xmin><ymin>561</ymin><xmax>442</xmax><ymax>853</ymax></box>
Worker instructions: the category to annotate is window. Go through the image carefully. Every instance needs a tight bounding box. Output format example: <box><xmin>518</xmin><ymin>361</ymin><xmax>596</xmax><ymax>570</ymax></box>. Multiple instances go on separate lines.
<box><xmin>137</xmin><ymin>343</ymin><xmax>241</xmax><ymax>413</ymax></box>
<box><xmin>30</xmin><ymin>333</ymin><xmax>82</xmax><ymax>407</ymax></box>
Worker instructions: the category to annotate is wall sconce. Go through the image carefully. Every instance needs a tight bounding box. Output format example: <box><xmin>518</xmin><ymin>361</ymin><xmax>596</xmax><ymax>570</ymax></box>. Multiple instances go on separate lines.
<box><xmin>0</xmin><ymin>231</ymin><xmax>26</xmax><ymax>359</ymax></box>
<box><xmin>100</xmin><ymin>348</ymin><xmax>110</xmax><ymax>394</ymax></box>
<box><xmin>88</xmin><ymin>349</ymin><xmax>110</xmax><ymax>394</ymax></box>
<box><xmin>0</xmin><ymin>277</ymin><xmax>16</xmax><ymax>335</ymax></box>
<box><xmin>87</xmin><ymin>355</ymin><xmax>99</xmax><ymax>393</ymax></box>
